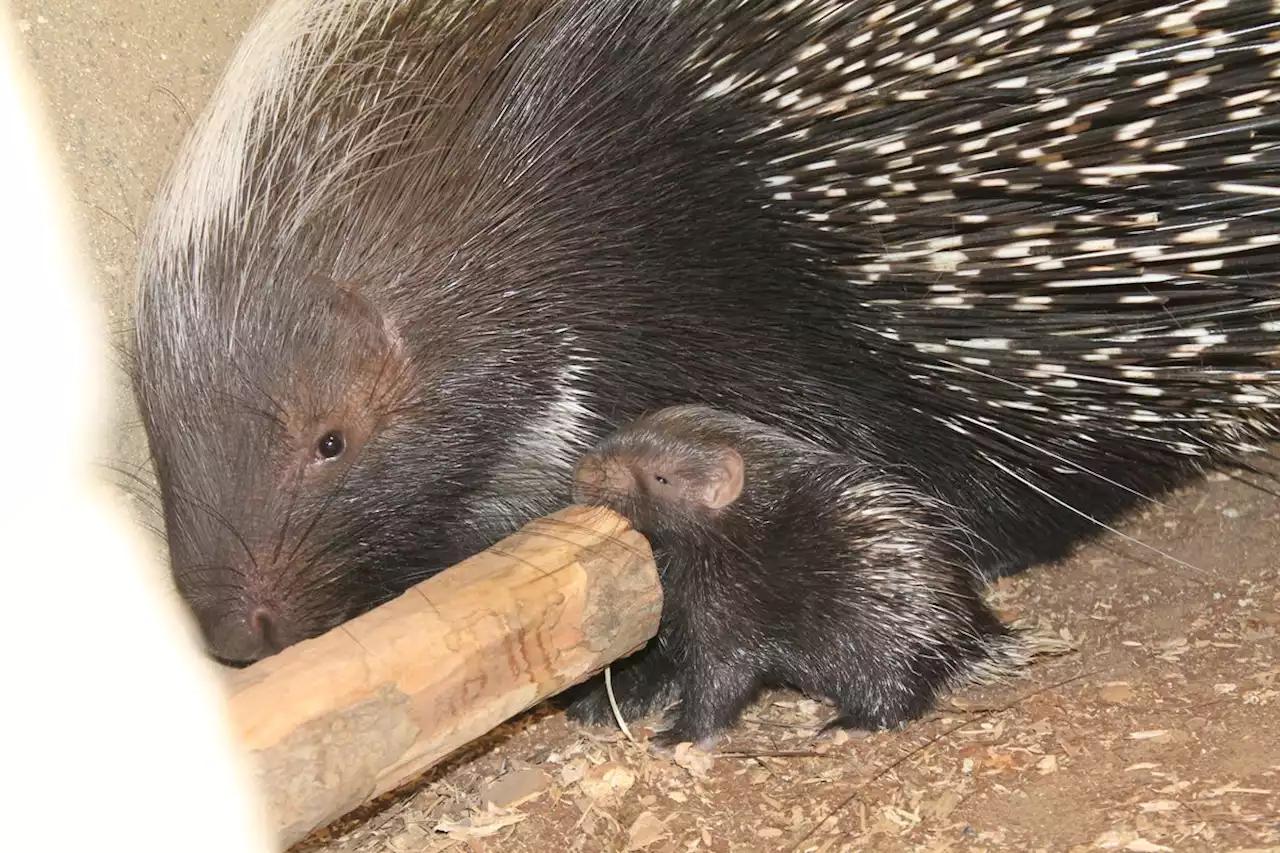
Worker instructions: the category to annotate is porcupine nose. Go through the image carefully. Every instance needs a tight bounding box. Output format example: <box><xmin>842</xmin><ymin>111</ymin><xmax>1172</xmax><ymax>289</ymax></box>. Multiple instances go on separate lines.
<box><xmin>572</xmin><ymin>456</ymin><xmax>605</xmax><ymax>504</ymax></box>
<box><xmin>206</xmin><ymin>606</ymin><xmax>288</xmax><ymax>666</ymax></box>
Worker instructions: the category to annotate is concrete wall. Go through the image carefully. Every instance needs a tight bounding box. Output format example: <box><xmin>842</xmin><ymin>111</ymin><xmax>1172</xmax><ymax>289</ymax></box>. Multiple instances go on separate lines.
<box><xmin>8</xmin><ymin>0</ymin><xmax>264</xmax><ymax>475</ymax></box>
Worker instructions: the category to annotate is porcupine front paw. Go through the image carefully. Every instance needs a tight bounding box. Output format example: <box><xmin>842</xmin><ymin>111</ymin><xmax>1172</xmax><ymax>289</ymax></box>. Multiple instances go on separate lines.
<box><xmin>648</xmin><ymin>721</ymin><xmax>720</xmax><ymax>754</ymax></box>
<box><xmin>647</xmin><ymin>658</ymin><xmax>761</xmax><ymax>753</ymax></box>
<box><xmin>565</xmin><ymin>647</ymin><xmax>679</xmax><ymax>727</ymax></box>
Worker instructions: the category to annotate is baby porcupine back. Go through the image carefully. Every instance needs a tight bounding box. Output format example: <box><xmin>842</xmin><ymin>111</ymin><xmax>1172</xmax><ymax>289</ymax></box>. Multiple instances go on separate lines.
<box><xmin>569</xmin><ymin>405</ymin><xmax>1023</xmax><ymax>748</ymax></box>
<box><xmin>133</xmin><ymin>0</ymin><xmax>1280</xmax><ymax>670</ymax></box>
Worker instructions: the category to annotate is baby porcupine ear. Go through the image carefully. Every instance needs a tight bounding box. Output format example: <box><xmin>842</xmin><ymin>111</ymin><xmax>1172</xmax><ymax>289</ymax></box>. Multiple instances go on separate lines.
<box><xmin>699</xmin><ymin>447</ymin><xmax>744</xmax><ymax>509</ymax></box>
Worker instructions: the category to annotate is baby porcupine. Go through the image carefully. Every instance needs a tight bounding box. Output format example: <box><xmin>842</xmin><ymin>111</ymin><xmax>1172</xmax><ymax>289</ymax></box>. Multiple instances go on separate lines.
<box><xmin>568</xmin><ymin>405</ymin><xmax>1025</xmax><ymax>749</ymax></box>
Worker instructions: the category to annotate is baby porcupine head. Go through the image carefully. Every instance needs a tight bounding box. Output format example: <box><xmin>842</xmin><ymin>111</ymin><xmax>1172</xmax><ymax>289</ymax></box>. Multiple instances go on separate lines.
<box><xmin>573</xmin><ymin>406</ymin><xmax>748</xmax><ymax>538</ymax></box>
<box><xmin>566</xmin><ymin>404</ymin><xmax>1034</xmax><ymax>741</ymax></box>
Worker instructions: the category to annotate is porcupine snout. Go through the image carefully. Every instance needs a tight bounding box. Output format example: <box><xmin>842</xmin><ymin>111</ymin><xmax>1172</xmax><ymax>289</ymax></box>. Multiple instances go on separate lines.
<box><xmin>203</xmin><ymin>603</ymin><xmax>289</xmax><ymax>666</ymax></box>
<box><xmin>167</xmin><ymin>531</ymin><xmax>317</xmax><ymax>667</ymax></box>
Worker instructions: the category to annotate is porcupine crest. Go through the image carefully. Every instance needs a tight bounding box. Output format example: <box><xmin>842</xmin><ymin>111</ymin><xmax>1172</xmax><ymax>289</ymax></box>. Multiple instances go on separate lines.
<box><xmin>681</xmin><ymin>0</ymin><xmax>1280</xmax><ymax>558</ymax></box>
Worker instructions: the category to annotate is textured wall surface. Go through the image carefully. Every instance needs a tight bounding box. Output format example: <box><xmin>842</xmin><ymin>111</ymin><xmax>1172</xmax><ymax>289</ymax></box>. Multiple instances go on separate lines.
<box><xmin>9</xmin><ymin>0</ymin><xmax>263</xmax><ymax>472</ymax></box>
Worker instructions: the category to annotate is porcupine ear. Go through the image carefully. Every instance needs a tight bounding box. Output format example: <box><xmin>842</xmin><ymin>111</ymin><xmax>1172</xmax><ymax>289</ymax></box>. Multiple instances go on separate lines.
<box><xmin>320</xmin><ymin>278</ymin><xmax>414</xmax><ymax>405</ymax></box>
<box><xmin>702</xmin><ymin>447</ymin><xmax>744</xmax><ymax>509</ymax></box>
<box><xmin>328</xmin><ymin>281</ymin><xmax>401</xmax><ymax>349</ymax></box>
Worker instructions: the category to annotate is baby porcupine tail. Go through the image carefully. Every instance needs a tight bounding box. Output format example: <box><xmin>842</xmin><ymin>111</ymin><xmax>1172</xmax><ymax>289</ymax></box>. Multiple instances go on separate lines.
<box><xmin>814</xmin><ymin>457</ymin><xmax>1050</xmax><ymax>710</ymax></box>
<box><xmin>684</xmin><ymin>1</ymin><xmax>1280</xmax><ymax>480</ymax></box>
<box><xmin>863</xmin><ymin>466</ymin><xmax>1078</xmax><ymax>694</ymax></box>
<box><xmin>960</xmin><ymin>620</ymin><xmax>1077</xmax><ymax>690</ymax></box>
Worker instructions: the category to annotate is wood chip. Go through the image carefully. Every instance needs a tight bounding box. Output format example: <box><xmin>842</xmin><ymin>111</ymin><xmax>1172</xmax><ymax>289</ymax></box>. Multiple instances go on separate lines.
<box><xmin>579</xmin><ymin>762</ymin><xmax>636</xmax><ymax>803</ymax></box>
<box><xmin>671</xmin><ymin>742</ymin><xmax>715</xmax><ymax>779</ymax></box>
<box><xmin>434</xmin><ymin>806</ymin><xmax>527</xmax><ymax>840</ymax></box>
<box><xmin>625</xmin><ymin>811</ymin><xmax>669</xmax><ymax>851</ymax></box>
<box><xmin>479</xmin><ymin>768</ymin><xmax>551</xmax><ymax>809</ymax></box>
<box><xmin>1124</xmin><ymin>840</ymin><xmax>1173</xmax><ymax>852</ymax></box>
<box><xmin>926</xmin><ymin>790</ymin><xmax>964</xmax><ymax>820</ymax></box>
<box><xmin>1098</xmin><ymin>682</ymin><xmax>1135</xmax><ymax>704</ymax></box>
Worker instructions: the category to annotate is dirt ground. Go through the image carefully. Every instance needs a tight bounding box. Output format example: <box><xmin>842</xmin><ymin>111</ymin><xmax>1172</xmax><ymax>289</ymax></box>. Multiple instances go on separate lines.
<box><xmin>284</xmin><ymin>468</ymin><xmax>1280</xmax><ymax>853</ymax></box>
<box><xmin>11</xmin><ymin>1</ymin><xmax>1278</xmax><ymax>851</ymax></box>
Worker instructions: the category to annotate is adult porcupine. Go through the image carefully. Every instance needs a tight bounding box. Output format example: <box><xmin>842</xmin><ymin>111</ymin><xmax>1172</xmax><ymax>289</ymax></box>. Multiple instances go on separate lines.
<box><xmin>134</xmin><ymin>0</ymin><xmax>1280</xmax><ymax>686</ymax></box>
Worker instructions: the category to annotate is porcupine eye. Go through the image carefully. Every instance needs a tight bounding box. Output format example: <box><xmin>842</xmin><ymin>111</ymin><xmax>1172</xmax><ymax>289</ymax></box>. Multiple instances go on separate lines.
<box><xmin>315</xmin><ymin>430</ymin><xmax>346</xmax><ymax>461</ymax></box>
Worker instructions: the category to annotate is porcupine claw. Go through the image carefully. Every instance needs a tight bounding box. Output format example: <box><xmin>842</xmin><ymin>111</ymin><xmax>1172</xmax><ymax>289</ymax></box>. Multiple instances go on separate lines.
<box><xmin>647</xmin><ymin>725</ymin><xmax>721</xmax><ymax>756</ymax></box>
<box><xmin>564</xmin><ymin>648</ymin><xmax>681</xmax><ymax>728</ymax></box>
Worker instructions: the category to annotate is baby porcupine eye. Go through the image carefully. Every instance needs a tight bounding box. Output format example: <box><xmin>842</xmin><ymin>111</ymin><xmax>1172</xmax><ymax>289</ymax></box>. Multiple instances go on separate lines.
<box><xmin>315</xmin><ymin>430</ymin><xmax>346</xmax><ymax>462</ymax></box>
<box><xmin>648</xmin><ymin>468</ymin><xmax>684</xmax><ymax>493</ymax></box>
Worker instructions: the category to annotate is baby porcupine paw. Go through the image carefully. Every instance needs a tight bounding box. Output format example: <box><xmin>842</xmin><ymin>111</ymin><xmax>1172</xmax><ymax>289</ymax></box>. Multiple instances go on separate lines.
<box><xmin>811</xmin><ymin>680</ymin><xmax>942</xmax><ymax>740</ymax></box>
<box><xmin>646</xmin><ymin>695</ymin><xmax>740</xmax><ymax>754</ymax></box>
<box><xmin>813</xmin><ymin>711</ymin><xmax>910</xmax><ymax>742</ymax></box>
<box><xmin>647</xmin><ymin>722</ymin><xmax>722</xmax><ymax>755</ymax></box>
<box><xmin>565</xmin><ymin>672</ymin><xmax>678</xmax><ymax>728</ymax></box>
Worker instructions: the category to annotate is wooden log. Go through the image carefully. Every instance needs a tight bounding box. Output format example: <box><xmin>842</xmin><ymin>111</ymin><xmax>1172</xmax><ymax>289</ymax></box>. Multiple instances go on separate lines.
<box><xmin>224</xmin><ymin>505</ymin><xmax>662</xmax><ymax>849</ymax></box>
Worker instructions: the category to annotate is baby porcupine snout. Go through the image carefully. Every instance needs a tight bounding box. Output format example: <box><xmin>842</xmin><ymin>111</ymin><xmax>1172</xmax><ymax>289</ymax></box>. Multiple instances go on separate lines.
<box><xmin>572</xmin><ymin>453</ymin><xmax>635</xmax><ymax>506</ymax></box>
